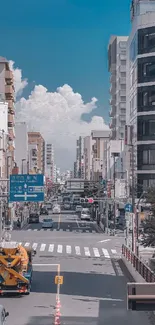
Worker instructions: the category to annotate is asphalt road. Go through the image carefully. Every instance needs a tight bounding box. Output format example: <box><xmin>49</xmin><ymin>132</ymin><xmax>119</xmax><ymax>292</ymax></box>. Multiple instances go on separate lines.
<box><xmin>0</xmin><ymin>212</ymin><xmax>152</xmax><ymax>325</ymax></box>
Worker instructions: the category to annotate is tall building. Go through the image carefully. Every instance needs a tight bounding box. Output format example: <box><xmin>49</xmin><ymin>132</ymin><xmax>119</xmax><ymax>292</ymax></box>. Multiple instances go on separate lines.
<box><xmin>127</xmin><ymin>0</ymin><xmax>155</xmax><ymax>195</ymax></box>
<box><xmin>28</xmin><ymin>132</ymin><xmax>45</xmax><ymax>174</ymax></box>
<box><xmin>46</xmin><ymin>143</ymin><xmax>54</xmax><ymax>180</ymax></box>
<box><xmin>91</xmin><ymin>130</ymin><xmax>110</xmax><ymax>181</ymax></box>
<box><xmin>0</xmin><ymin>102</ymin><xmax>8</xmax><ymax>178</ymax></box>
<box><xmin>0</xmin><ymin>57</ymin><xmax>15</xmax><ymax>174</ymax></box>
<box><xmin>76</xmin><ymin>136</ymin><xmax>85</xmax><ymax>179</ymax></box>
<box><xmin>108</xmin><ymin>36</ymin><xmax>128</xmax><ymax>140</ymax></box>
<box><xmin>84</xmin><ymin>136</ymin><xmax>94</xmax><ymax>181</ymax></box>
<box><xmin>15</xmin><ymin>122</ymin><xmax>28</xmax><ymax>174</ymax></box>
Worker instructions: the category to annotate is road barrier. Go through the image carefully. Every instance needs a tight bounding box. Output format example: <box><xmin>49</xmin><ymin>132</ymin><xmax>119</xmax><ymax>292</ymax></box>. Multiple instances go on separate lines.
<box><xmin>122</xmin><ymin>244</ymin><xmax>155</xmax><ymax>282</ymax></box>
<box><xmin>54</xmin><ymin>297</ymin><xmax>61</xmax><ymax>325</ymax></box>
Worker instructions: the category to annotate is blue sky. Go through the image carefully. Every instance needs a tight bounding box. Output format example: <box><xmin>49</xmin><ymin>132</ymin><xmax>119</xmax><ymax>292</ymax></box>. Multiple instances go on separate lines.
<box><xmin>1</xmin><ymin>0</ymin><xmax>131</xmax><ymax>124</ymax></box>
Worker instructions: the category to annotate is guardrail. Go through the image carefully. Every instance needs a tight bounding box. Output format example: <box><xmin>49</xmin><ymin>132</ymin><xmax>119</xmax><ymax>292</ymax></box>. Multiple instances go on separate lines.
<box><xmin>122</xmin><ymin>244</ymin><xmax>155</xmax><ymax>282</ymax></box>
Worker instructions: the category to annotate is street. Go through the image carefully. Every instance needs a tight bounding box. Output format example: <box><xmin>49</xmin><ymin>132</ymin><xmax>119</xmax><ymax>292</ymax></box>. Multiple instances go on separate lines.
<box><xmin>0</xmin><ymin>212</ymin><xmax>152</xmax><ymax>325</ymax></box>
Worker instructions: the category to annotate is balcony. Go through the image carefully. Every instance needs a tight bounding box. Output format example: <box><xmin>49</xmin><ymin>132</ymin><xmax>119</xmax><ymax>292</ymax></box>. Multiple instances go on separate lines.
<box><xmin>119</xmin><ymin>90</ymin><xmax>126</xmax><ymax>97</ymax></box>
<box><xmin>110</xmin><ymin>74</ymin><xmax>116</xmax><ymax>83</ymax></box>
<box><xmin>119</xmin><ymin>66</ymin><xmax>126</xmax><ymax>73</ymax></box>
<box><xmin>5</xmin><ymin>85</ymin><xmax>14</xmax><ymax>99</ymax></box>
<box><xmin>119</xmin><ymin>54</ymin><xmax>126</xmax><ymax>60</ymax></box>
<box><xmin>110</xmin><ymin>129</ymin><xmax>116</xmax><ymax>140</ymax></box>
<box><xmin>109</xmin><ymin>97</ymin><xmax>116</xmax><ymax>106</ymax></box>
<box><xmin>119</xmin><ymin>77</ymin><xmax>126</xmax><ymax>85</ymax></box>
<box><xmin>5</xmin><ymin>70</ymin><xmax>13</xmax><ymax>80</ymax></box>
<box><xmin>109</xmin><ymin>83</ymin><xmax>116</xmax><ymax>94</ymax></box>
<box><xmin>8</xmin><ymin>121</ymin><xmax>13</xmax><ymax>128</ymax></box>
<box><xmin>109</xmin><ymin>105</ymin><xmax>116</xmax><ymax>117</ymax></box>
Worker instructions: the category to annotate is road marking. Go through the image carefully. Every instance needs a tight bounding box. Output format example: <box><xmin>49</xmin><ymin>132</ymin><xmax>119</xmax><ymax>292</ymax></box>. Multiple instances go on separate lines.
<box><xmin>76</xmin><ymin>217</ymin><xmax>80</xmax><ymax>228</ymax></box>
<box><xmin>25</xmin><ymin>242</ymin><xmax>30</xmax><ymax>247</ymax></box>
<box><xmin>28</xmin><ymin>229</ymin><xmax>31</xmax><ymax>231</ymax></box>
<box><xmin>58</xmin><ymin>214</ymin><xmax>61</xmax><ymax>230</ymax></box>
<box><xmin>111</xmin><ymin>249</ymin><xmax>117</xmax><ymax>254</ymax></box>
<box><xmin>66</xmin><ymin>245</ymin><xmax>71</xmax><ymax>254</ymax></box>
<box><xmin>57</xmin><ymin>245</ymin><xmax>63</xmax><ymax>253</ymax></box>
<box><xmin>32</xmin><ymin>243</ymin><xmax>38</xmax><ymax>250</ymax></box>
<box><xmin>98</xmin><ymin>239</ymin><xmax>111</xmax><ymax>243</ymax></box>
<box><xmin>40</xmin><ymin>244</ymin><xmax>46</xmax><ymax>251</ymax></box>
<box><xmin>33</xmin><ymin>264</ymin><xmax>59</xmax><ymax>266</ymax></box>
<box><xmin>34</xmin><ymin>229</ymin><xmax>38</xmax><ymax>231</ymax></box>
<box><xmin>49</xmin><ymin>244</ymin><xmax>54</xmax><ymax>252</ymax></box>
<box><xmin>93</xmin><ymin>248</ymin><xmax>100</xmax><ymax>257</ymax></box>
<box><xmin>102</xmin><ymin>248</ymin><xmax>110</xmax><ymax>258</ymax></box>
<box><xmin>84</xmin><ymin>247</ymin><xmax>90</xmax><ymax>257</ymax></box>
<box><xmin>75</xmin><ymin>246</ymin><xmax>81</xmax><ymax>255</ymax></box>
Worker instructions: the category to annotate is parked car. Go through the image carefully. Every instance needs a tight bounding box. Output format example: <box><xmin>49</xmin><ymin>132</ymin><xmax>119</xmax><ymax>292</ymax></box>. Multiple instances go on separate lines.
<box><xmin>81</xmin><ymin>208</ymin><xmax>91</xmax><ymax>221</ymax></box>
<box><xmin>0</xmin><ymin>305</ymin><xmax>9</xmax><ymax>325</ymax></box>
<box><xmin>75</xmin><ymin>205</ymin><xmax>82</xmax><ymax>213</ymax></box>
<box><xmin>42</xmin><ymin>218</ymin><xmax>53</xmax><ymax>228</ymax></box>
<box><xmin>52</xmin><ymin>205</ymin><xmax>61</xmax><ymax>214</ymax></box>
<box><xmin>28</xmin><ymin>213</ymin><xmax>39</xmax><ymax>224</ymax></box>
<box><xmin>40</xmin><ymin>207</ymin><xmax>48</xmax><ymax>215</ymax></box>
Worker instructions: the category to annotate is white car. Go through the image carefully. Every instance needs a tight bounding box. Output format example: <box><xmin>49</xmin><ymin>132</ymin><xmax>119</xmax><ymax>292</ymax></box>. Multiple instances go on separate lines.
<box><xmin>42</xmin><ymin>218</ymin><xmax>53</xmax><ymax>228</ymax></box>
<box><xmin>81</xmin><ymin>208</ymin><xmax>91</xmax><ymax>221</ymax></box>
<box><xmin>75</xmin><ymin>205</ymin><xmax>82</xmax><ymax>213</ymax></box>
<box><xmin>52</xmin><ymin>205</ymin><xmax>61</xmax><ymax>214</ymax></box>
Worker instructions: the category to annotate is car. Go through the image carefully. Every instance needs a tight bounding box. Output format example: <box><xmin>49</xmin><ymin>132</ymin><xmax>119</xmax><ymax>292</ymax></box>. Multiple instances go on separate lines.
<box><xmin>75</xmin><ymin>205</ymin><xmax>82</xmax><ymax>213</ymax></box>
<box><xmin>28</xmin><ymin>213</ymin><xmax>39</xmax><ymax>224</ymax></box>
<box><xmin>64</xmin><ymin>203</ymin><xmax>70</xmax><ymax>210</ymax></box>
<box><xmin>81</xmin><ymin>208</ymin><xmax>91</xmax><ymax>221</ymax></box>
<box><xmin>52</xmin><ymin>205</ymin><xmax>61</xmax><ymax>214</ymax></box>
<box><xmin>0</xmin><ymin>305</ymin><xmax>9</xmax><ymax>325</ymax></box>
<box><xmin>40</xmin><ymin>207</ymin><xmax>48</xmax><ymax>215</ymax></box>
<box><xmin>42</xmin><ymin>218</ymin><xmax>53</xmax><ymax>228</ymax></box>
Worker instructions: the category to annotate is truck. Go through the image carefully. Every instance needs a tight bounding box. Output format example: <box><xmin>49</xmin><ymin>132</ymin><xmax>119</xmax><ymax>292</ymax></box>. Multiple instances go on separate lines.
<box><xmin>0</xmin><ymin>241</ymin><xmax>36</xmax><ymax>295</ymax></box>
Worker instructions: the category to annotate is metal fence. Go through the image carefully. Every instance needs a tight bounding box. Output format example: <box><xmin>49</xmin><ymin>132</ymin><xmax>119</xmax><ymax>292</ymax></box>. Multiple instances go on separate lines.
<box><xmin>122</xmin><ymin>244</ymin><xmax>155</xmax><ymax>282</ymax></box>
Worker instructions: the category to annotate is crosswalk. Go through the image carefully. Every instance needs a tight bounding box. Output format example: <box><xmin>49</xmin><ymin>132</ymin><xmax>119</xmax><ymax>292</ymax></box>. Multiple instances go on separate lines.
<box><xmin>25</xmin><ymin>228</ymin><xmax>98</xmax><ymax>233</ymax></box>
<box><xmin>16</xmin><ymin>241</ymin><xmax>120</xmax><ymax>259</ymax></box>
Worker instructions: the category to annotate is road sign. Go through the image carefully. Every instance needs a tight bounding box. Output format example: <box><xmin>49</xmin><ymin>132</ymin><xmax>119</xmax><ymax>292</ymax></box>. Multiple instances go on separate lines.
<box><xmin>125</xmin><ymin>203</ymin><xmax>132</xmax><ymax>212</ymax></box>
<box><xmin>55</xmin><ymin>276</ymin><xmax>63</xmax><ymax>285</ymax></box>
<box><xmin>9</xmin><ymin>174</ymin><xmax>44</xmax><ymax>202</ymax></box>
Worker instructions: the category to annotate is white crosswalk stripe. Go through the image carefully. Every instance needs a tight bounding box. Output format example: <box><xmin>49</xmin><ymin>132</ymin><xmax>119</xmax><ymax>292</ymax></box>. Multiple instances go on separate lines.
<box><xmin>111</xmin><ymin>249</ymin><xmax>117</xmax><ymax>254</ymax></box>
<box><xmin>102</xmin><ymin>248</ymin><xmax>110</xmax><ymax>258</ymax></box>
<box><xmin>49</xmin><ymin>244</ymin><xmax>54</xmax><ymax>252</ymax></box>
<box><xmin>66</xmin><ymin>245</ymin><xmax>71</xmax><ymax>254</ymax></box>
<box><xmin>84</xmin><ymin>247</ymin><xmax>90</xmax><ymax>257</ymax></box>
<box><xmin>75</xmin><ymin>246</ymin><xmax>81</xmax><ymax>255</ymax></box>
<box><xmin>93</xmin><ymin>248</ymin><xmax>100</xmax><ymax>257</ymax></box>
<box><xmin>57</xmin><ymin>245</ymin><xmax>63</xmax><ymax>253</ymax></box>
<box><xmin>25</xmin><ymin>242</ymin><xmax>30</xmax><ymax>247</ymax></box>
<box><xmin>40</xmin><ymin>244</ymin><xmax>46</xmax><ymax>251</ymax></box>
<box><xmin>32</xmin><ymin>243</ymin><xmax>38</xmax><ymax>250</ymax></box>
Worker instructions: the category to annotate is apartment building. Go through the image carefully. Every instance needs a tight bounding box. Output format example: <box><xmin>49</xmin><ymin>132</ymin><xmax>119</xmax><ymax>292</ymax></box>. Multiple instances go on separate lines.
<box><xmin>15</xmin><ymin>122</ymin><xmax>28</xmax><ymax>174</ymax></box>
<box><xmin>0</xmin><ymin>102</ymin><xmax>8</xmax><ymax>178</ymax></box>
<box><xmin>0</xmin><ymin>57</ymin><xmax>15</xmax><ymax>174</ymax></box>
<box><xmin>76</xmin><ymin>136</ymin><xmax>85</xmax><ymax>179</ymax></box>
<box><xmin>126</xmin><ymin>0</ymin><xmax>155</xmax><ymax>196</ymax></box>
<box><xmin>84</xmin><ymin>136</ymin><xmax>94</xmax><ymax>181</ymax></box>
<box><xmin>28</xmin><ymin>132</ymin><xmax>45</xmax><ymax>174</ymax></box>
<box><xmin>108</xmin><ymin>36</ymin><xmax>128</xmax><ymax>140</ymax></box>
<box><xmin>46</xmin><ymin>143</ymin><xmax>54</xmax><ymax>180</ymax></box>
<box><xmin>91</xmin><ymin>130</ymin><xmax>110</xmax><ymax>182</ymax></box>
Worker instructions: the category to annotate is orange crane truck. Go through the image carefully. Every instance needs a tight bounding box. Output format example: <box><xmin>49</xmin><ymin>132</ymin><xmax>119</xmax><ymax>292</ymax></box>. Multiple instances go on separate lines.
<box><xmin>0</xmin><ymin>241</ymin><xmax>36</xmax><ymax>295</ymax></box>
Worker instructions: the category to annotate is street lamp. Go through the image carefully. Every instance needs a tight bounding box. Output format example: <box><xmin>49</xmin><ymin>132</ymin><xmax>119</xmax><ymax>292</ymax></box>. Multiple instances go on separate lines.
<box><xmin>21</xmin><ymin>159</ymin><xmax>26</xmax><ymax>174</ymax></box>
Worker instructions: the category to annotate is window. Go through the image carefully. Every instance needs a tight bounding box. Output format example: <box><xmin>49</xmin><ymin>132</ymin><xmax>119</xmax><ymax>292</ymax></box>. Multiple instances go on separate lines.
<box><xmin>120</xmin><ymin>41</ymin><xmax>126</xmax><ymax>48</ymax></box>
<box><xmin>138</xmin><ymin>57</ymin><xmax>155</xmax><ymax>83</ymax></box>
<box><xmin>143</xmin><ymin>150</ymin><xmax>148</xmax><ymax>164</ymax></box>
<box><xmin>121</xmin><ymin>72</ymin><xmax>126</xmax><ymax>77</ymax></box>
<box><xmin>138</xmin><ymin>86</ymin><xmax>155</xmax><ymax>111</ymax></box>
<box><xmin>121</xmin><ymin>60</ymin><xmax>126</xmax><ymax>66</ymax></box>
<box><xmin>138</xmin><ymin>27</ymin><xmax>155</xmax><ymax>54</ymax></box>
<box><xmin>121</xmin><ymin>96</ymin><xmax>126</xmax><ymax>102</ymax></box>
<box><xmin>142</xmin><ymin>150</ymin><xmax>155</xmax><ymax>164</ymax></box>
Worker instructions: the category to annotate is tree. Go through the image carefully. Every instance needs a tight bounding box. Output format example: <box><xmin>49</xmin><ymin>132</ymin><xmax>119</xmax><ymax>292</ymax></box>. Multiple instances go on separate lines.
<box><xmin>141</xmin><ymin>187</ymin><xmax>155</xmax><ymax>247</ymax></box>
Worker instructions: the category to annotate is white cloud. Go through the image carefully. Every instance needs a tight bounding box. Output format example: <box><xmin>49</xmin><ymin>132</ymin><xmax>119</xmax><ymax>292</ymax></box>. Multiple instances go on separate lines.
<box><xmin>9</xmin><ymin>60</ymin><xmax>28</xmax><ymax>97</ymax></box>
<box><xmin>12</xmin><ymin>63</ymin><xmax>109</xmax><ymax>168</ymax></box>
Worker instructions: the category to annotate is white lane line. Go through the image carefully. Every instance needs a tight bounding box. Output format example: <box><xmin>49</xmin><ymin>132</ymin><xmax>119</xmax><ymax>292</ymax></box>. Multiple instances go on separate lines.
<box><xmin>32</xmin><ymin>243</ymin><xmax>38</xmax><ymax>250</ymax></box>
<box><xmin>75</xmin><ymin>246</ymin><xmax>81</xmax><ymax>255</ymax></box>
<box><xmin>66</xmin><ymin>245</ymin><xmax>71</xmax><ymax>254</ymax></box>
<box><xmin>28</xmin><ymin>229</ymin><xmax>31</xmax><ymax>231</ymax></box>
<box><xmin>98</xmin><ymin>239</ymin><xmax>111</xmax><ymax>243</ymax></box>
<box><xmin>25</xmin><ymin>242</ymin><xmax>30</xmax><ymax>247</ymax></box>
<box><xmin>57</xmin><ymin>245</ymin><xmax>63</xmax><ymax>253</ymax></box>
<box><xmin>102</xmin><ymin>248</ymin><xmax>110</xmax><ymax>258</ymax></box>
<box><xmin>40</xmin><ymin>244</ymin><xmax>46</xmax><ymax>251</ymax></box>
<box><xmin>84</xmin><ymin>247</ymin><xmax>91</xmax><ymax>257</ymax></box>
<box><xmin>18</xmin><ymin>242</ymin><xmax>22</xmax><ymax>245</ymax></box>
<box><xmin>93</xmin><ymin>248</ymin><xmax>100</xmax><ymax>257</ymax></box>
<box><xmin>49</xmin><ymin>244</ymin><xmax>54</xmax><ymax>252</ymax></box>
<box><xmin>111</xmin><ymin>249</ymin><xmax>117</xmax><ymax>254</ymax></box>
<box><xmin>34</xmin><ymin>229</ymin><xmax>38</xmax><ymax>231</ymax></box>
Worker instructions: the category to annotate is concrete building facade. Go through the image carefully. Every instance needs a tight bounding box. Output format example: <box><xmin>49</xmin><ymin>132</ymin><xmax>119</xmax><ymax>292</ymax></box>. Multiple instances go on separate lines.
<box><xmin>76</xmin><ymin>136</ymin><xmax>85</xmax><ymax>179</ymax></box>
<box><xmin>108</xmin><ymin>36</ymin><xmax>128</xmax><ymax>140</ymax></box>
<box><xmin>91</xmin><ymin>130</ymin><xmax>110</xmax><ymax>181</ymax></box>
<box><xmin>15</xmin><ymin>122</ymin><xmax>28</xmax><ymax>174</ymax></box>
<box><xmin>0</xmin><ymin>102</ymin><xmax>8</xmax><ymax>178</ymax></box>
<box><xmin>127</xmin><ymin>0</ymin><xmax>155</xmax><ymax>196</ymax></box>
<box><xmin>84</xmin><ymin>136</ymin><xmax>94</xmax><ymax>181</ymax></box>
<box><xmin>46</xmin><ymin>143</ymin><xmax>54</xmax><ymax>180</ymax></box>
<box><xmin>0</xmin><ymin>57</ymin><xmax>15</xmax><ymax>174</ymax></box>
<box><xmin>28</xmin><ymin>132</ymin><xmax>45</xmax><ymax>174</ymax></box>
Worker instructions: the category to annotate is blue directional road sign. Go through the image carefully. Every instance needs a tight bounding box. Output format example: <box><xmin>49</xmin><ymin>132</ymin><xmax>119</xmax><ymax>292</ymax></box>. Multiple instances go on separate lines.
<box><xmin>125</xmin><ymin>203</ymin><xmax>133</xmax><ymax>213</ymax></box>
<box><xmin>9</xmin><ymin>174</ymin><xmax>44</xmax><ymax>202</ymax></box>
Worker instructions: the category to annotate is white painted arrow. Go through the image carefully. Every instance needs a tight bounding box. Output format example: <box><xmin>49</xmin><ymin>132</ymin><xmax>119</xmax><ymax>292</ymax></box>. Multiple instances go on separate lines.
<box><xmin>98</xmin><ymin>239</ymin><xmax>111</xmax><ymax>243</ymax></box>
